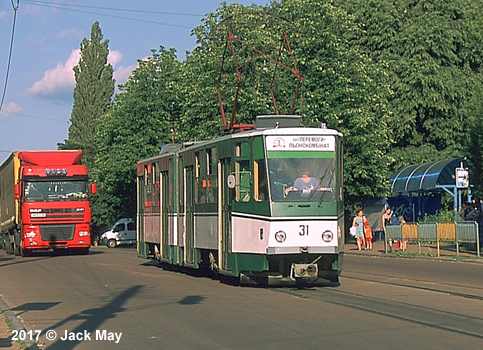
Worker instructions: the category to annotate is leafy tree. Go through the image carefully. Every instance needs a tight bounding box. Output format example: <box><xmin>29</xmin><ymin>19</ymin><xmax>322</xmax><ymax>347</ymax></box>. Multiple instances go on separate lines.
<box><xmin>338</xmin><ymin>0</ymin><xmax>483</xmax><ymax>172</ymax></box>
<box><xmin>65</xmin><ymin>21</ymin><xmax>114</xmax><ymax>172</ymax></box>
<box><xmin>179</xmin><ymin>3</ymin><xmax>278</xmax><ymax>140</ymax></box>
<box><xmin>90</xmin><ymin>0</ymin><xmax>483</xmax><ymax>226</ymax></box>
<box><xmin>271</xmin><ymin>0</ymin><xmax>393</xmax><ymax>205</ymax></box>
<box><xmin>182</xmin><ymin>1</ymin><xmax>392</xmax><ymax>207</ymax></box>
<box><xmin>92</xmin><ymin>47</ymin><xmax>182</xmax><ymax>230</ymax></box>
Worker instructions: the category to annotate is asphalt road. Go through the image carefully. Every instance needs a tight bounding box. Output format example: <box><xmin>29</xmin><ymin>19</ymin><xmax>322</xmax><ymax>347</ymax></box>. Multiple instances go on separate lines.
<box><xmin>0</xmin><ymin>246</ymin><xmax>482</xmax><ymax>350</ymax></box>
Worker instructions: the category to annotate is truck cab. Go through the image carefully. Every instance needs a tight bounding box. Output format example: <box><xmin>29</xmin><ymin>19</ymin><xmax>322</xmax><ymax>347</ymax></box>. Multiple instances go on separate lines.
<box><xmin>100</xmin><ymin>218</ymin><xmax>136</xmax><ymax>248</ymax></box>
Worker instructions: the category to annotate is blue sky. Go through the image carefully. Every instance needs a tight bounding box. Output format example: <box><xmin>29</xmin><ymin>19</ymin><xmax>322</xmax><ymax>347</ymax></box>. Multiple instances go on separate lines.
<box><xmin>0</xmin><ymin>0</ymin><xmax>270</xmax><ymax>163</ymax></box>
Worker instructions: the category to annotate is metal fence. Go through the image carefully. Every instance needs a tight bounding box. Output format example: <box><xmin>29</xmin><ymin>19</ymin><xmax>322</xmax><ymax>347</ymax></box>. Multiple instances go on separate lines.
<box><xmin>383</xmin><ymin>222</ymin><xmax>480</xmax><ymax>257</ymax></box>
<box><xmin>455</xmin><ymin>221</ymin><xmax>481</xmax><ymax>257</ymax></box>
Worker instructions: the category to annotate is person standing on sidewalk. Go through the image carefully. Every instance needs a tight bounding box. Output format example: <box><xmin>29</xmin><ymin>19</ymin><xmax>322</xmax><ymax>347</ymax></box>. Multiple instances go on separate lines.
<box><xmin>364</xmin><ymin>221</ymin><xmax>373</xmax><ymax>250</ymax></box>
<box><xmin>398</xmin><ymin>215</ymin><xmax>408</xmax><ymax>251</ymax></box>
<box><xmin>352</xmin><ymin>208</ymin><xmax>368</xmax><ymax>251</ymax></box>
<box><xmin>382</xmin><ymin>207</ymin><xmax>393</xmax><ymax>252</ymax></box>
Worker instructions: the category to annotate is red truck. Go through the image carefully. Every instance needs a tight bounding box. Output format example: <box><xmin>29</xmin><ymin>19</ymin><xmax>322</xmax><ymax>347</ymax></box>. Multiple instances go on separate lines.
<box><xmin>0</xmin><ymin>150</ymin><xmax>96</xmax><ymax>256</ymax></box>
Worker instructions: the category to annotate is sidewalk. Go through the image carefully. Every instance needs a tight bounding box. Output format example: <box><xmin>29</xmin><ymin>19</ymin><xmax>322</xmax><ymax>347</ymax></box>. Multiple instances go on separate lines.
<box><xmin>0</xmin><ymin>295</ymin><xmax>38</xmax><ymax>350</ymax></box>
<box><xmin>0</xmin><ymin>308</ymin><xmax>18</xmax><ymax>349</ymax></box>
<box><xmin>344</xmin><ymin>239</ymin><xmax>482</xmax><ymax>262</ymax></box>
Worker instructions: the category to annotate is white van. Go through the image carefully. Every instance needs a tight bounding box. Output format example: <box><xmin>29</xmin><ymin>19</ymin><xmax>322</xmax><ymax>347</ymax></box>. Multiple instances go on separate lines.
<box><xmin>100</xmin><ymin>218</ymin><xmax>136</xmax><ymax>248</ymax></box>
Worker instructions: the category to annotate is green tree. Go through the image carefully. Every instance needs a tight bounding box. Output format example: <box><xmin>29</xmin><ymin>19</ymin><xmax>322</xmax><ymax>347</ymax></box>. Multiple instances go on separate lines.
<box><xmin>272</xmin><ymin>0</ymin><xmax>393</xmax><ymax>205</ymax></box>
<box><xmin>179</xmin><ymin>3</ymin><xmax>277</xmax><ymax>140</ymax></box>
<box><xmin>181</xmin><ymin>0</ymin><xmax>393</xmax><ymax>206</ymax></box>
<box><xmin>338</xmin><ymin>0</ymin><xmax>483</xmax><ymax>171</ymax></box>
<box><xmin>93</xmin><ymin>47</ymin><xmax>182</xmax><ymax>229</ymax></box>
<box><xmin>66</xmin><ymin>21</ymin><xmax>114</xmax><ymax>172</ymax></box>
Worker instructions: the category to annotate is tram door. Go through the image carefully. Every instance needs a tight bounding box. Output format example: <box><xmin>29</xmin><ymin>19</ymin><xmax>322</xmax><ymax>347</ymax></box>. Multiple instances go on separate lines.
<box><xmin>184</xmin><ymin>165</ymin><xmax>195</xmax><ymax>264</ymax></box>
<box><xmin>136</xmin><ymin>177</ymin><xmax>147</xmax><ymax>257</ymax></box>
<box><xmin>219</xmin><ymin>158</ymin><xmax>232</xmax><ymax>271</ymax></box>
<box><xmin>160</xmin><ymin>170</ymin><xmax>169</xmax><ymax>260</ymax></box>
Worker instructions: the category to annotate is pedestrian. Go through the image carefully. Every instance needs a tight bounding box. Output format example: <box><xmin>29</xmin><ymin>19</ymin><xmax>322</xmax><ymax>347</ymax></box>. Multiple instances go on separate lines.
<box><xmin>398</xmin><ymin>216</ymin><xmax>407</xmax><ymax>251</ymax></box>
<box><xmin>364</xmin><ymin>221</ymin><xmax>373</xmax><ymax>251</ymax></box>
<box><xmin>382</xmin><ymin>207</ymin><xmax>393</xmax><ymax>252</ymax></box>
<box><xmin>459</xmin><ymin>202</ymin><xmax>472</xmax><ymax>221</ymax></box>
<box><xmin>351</xmin><ymin>208</ymin><xmax>368</xmax><ymax>251</ymax></box>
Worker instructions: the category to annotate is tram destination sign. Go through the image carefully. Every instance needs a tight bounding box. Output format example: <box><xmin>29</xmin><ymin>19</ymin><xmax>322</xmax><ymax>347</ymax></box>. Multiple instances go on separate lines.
<box><xmin>266</xmin><ymin>135</ymin><xmax>335</xmax><ymax>151</ymax></box>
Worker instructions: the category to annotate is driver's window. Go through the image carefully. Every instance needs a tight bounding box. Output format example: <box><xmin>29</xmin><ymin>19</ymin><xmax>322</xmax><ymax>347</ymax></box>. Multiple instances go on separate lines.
<box><xmin>235</xmin><ymin>160</ymin><xmax>251</xmax><ymax>202</ymax></box>
<box><xmin>254</xmin><ymin>160</ymin><xmax>268</xmax><ymax>202</ymax></box>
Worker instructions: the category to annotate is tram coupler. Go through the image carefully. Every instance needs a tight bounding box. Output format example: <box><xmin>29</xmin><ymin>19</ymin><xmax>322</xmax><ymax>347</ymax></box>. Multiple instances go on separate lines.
<box><xmin>290</xmin><ymin>263</ymin><xmax>318</xmax><ymax>281</ymax></box>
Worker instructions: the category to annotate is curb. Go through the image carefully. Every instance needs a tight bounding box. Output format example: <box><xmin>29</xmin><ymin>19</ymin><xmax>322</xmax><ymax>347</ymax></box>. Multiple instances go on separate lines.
<box><xmin>344</xmin><ymin>249</ymin><xmax>483</xmax><ymax>264</ymax></box>
<box><xmin>0</xmin><ymin>296</ymin><xmax>40</xmax><ymax>350</ymax></box>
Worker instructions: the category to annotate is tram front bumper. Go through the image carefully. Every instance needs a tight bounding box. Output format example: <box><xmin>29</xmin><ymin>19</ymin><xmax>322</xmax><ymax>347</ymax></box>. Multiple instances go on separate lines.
<box><xmin>290</xmin><ymin>263</ymin><xmax>318</xmax><ymax>280</ymax></box>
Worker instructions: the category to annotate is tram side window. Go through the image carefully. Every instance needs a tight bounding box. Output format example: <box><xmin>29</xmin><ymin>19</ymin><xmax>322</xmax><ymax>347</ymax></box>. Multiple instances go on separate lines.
<box><xmin>206</xmin><ymin>149</ymin><xmax>213</xmax><ymax>175</ymax></box>
<box><xmin>206</xmin><ymin>148</ymin><xmax>217</xmax><ymax>203</ymax></box>
<box><xmin>144</xmin><ymin>164</ymin><xmax>153</xmax><ymax>210</ymax></box>
<box><xmin>235</xmin><ymin>160</ymin><xmax>251</xmax><ymax>202</ymax></box>
<box><xmin>168</xmin><ymin>159</ymin><xmax>174</xmax><ymax>206</ymax></box>
<box><xmin>195</xmin><ymin>152</ymin><xmax>202</xmax><ymax>203</ymax></box>
<box><xmin>254</xmin><ymin>160</ymin><xmax>268</xmax><ymax>202</ymax></box>
<box><xmin>152</xmin><ymin>163</ymin><xmax>160</xmax><ymax>211</ymax></box>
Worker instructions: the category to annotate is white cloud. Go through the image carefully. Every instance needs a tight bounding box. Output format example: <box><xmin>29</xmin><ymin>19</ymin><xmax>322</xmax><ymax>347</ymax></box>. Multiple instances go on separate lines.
<box><xmin>114</xmin><ymin>64</ymin><xmax>137</xmax><ymax>85</ymax></box>
<box><xmin>114</xmin><ymin>56</ymin><xmax>151</xmax><ymax>85</ymax></box>
<box><xmin>108</xmin><ymin>50</ymin><xmax>137</xmax><ymax>84</ymax></box>
<box><xmin>27</xmin><ymin>49</ymin><xmax>137</xmax><ymax>98</ymax></box>
<box><xmin>108</xmin><ymin>50</ymin><xmax>123</xmax><ymax>67</ymax></box>
<box><xmin>0</xmin><ymin>102</ymin><xmax>24</xmax><ymax>117</ymax></box>
<box><xmin>27</xmin><ymin>49</ymin><xmax>79</xmax><ymax>97</ymax></box>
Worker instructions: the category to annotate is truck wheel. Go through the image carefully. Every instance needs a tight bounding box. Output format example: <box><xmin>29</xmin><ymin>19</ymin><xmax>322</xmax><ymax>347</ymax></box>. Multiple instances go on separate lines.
<box><xmin>13</xmin><ymin>241</ymin><xmax>21</xmax><ymax>256</ymax></box>
<box><xmin>4</xmin><ymin>237</ymin><xmax>14</xmax><ymax>255</ymax></box>
<box><xmin>107</xmin><ymin>239</ymin><xmax>117</xmax><ymax>248</ymax></box>
<box><xmin>13</xmin><ymin>231</ymin><xmax>21</xmax><ymax>256</ymax></box>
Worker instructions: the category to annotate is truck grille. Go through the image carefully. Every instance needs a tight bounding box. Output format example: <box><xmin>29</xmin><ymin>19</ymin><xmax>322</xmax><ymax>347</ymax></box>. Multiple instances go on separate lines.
<box><xmin>30</xmin><ymin>208</ymin><xmax>85</xmax><ymax>224</ymax></box>
<box><xmin>40</xmin><ymin>224</ymin><xmax>75</xmax><ymax>241</ymax></box>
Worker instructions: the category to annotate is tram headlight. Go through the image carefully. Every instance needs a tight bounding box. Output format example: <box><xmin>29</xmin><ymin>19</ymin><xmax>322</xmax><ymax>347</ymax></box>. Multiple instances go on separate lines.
<box><xmin>321</xmin><ymin>230</ymin><xmax>334</xmax><ymax>243</ymax></box>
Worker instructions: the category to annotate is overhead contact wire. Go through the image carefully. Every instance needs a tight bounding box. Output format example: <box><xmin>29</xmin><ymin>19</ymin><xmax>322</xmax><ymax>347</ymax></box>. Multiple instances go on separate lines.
<box><xmin>0</xmin><ymin>1</ymin><xmax>20</xmax><ymax>113</ymax></box>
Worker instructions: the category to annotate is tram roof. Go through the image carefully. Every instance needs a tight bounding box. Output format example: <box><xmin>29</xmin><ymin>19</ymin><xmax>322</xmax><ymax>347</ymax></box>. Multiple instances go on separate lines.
<box><xmin>388</xmin><ymin>157</ymin><xmax>469</xmax><ymax>194</ymax></box>
<box><xmin>138</xmin><ymin>122</ymin><xmax>342</xmax><ymax>165</ymax></box>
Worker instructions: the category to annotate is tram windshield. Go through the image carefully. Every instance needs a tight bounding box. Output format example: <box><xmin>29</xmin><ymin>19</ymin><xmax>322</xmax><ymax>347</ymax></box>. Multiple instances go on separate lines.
<box><xmin>267</xmin><ymin>157</ymin><xmax>335</xmax><ymax>202</ymax></box>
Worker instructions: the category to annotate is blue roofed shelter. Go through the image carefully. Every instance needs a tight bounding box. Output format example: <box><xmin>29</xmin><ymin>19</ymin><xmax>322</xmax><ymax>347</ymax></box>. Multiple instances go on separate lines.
<box><xmin>388</xmin><ymin>157</ymin><xmax>471</xmax><ymax>221</ymax></box>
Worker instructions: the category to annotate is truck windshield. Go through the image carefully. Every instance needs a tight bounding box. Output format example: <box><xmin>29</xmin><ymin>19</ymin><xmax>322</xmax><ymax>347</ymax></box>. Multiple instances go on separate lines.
<box><xmin>24</xmin><ymin>180</ymin><xmax>88</xmax><ymax>202</ymax></box>
<box><xmin>267</xmin><ymin>157</ymin><xmax>335</xmax><ymax>202</ymax></box>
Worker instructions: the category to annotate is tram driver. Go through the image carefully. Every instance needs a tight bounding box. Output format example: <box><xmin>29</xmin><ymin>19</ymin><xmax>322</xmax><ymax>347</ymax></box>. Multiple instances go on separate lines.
<box><xmin>284</xmin><ymin>169</ymin><xmax>319</xmax><ymax>196</ymax></box>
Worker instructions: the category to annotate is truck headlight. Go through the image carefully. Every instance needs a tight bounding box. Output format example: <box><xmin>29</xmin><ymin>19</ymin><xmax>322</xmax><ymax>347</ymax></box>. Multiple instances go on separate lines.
<box><xmin>24</xmin><ymin>231</ymin><xmax>37</xmax><ymax>238</ymax></box>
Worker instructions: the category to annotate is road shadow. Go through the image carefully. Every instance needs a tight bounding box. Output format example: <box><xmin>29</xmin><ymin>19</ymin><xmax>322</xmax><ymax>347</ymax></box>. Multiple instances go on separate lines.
<box><xmin>41</xmin><ymin>285</ymin><xmax>143</xmax><ymax>350</ymax></box>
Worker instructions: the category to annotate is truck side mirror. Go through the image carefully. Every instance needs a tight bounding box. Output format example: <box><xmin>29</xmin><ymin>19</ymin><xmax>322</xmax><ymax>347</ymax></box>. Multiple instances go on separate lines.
<box><xmin>91</xmin><ymin>183</ymin><xmax>97</xmax><ymax>195</ymax></box>
<box><xmin>14</xmin><ymin>184</ymin><xmax>20</xmax><ymax>200</ymax></box>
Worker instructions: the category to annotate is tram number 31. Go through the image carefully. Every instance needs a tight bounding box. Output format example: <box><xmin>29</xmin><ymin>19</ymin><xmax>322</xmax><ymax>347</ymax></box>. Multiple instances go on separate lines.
<box><xmin>299</xmin><ymin>225</ymin><xmax>309</xmax><ymax>236</ymax></box>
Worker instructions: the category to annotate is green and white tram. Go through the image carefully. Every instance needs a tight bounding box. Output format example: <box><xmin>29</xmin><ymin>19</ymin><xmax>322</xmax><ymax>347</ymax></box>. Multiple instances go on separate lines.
<box><xmin>137</xmin><ymin>116</ymin><xmax>344</xmax><ymax>285</ymax></box>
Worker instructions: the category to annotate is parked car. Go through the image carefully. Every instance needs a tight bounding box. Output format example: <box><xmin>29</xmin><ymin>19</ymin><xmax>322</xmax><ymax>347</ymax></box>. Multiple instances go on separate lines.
<box><xmin>100</xmin><ymin>218</ymin><xmax>136</xmax><ymax>248</ymax></box>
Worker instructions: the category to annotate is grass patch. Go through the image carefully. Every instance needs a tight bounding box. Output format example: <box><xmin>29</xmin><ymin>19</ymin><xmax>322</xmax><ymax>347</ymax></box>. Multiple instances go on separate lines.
<box><xmin>386</xmin><ymin>251</ymin><xmax>436</xmax><ymax>258</ymax></box>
